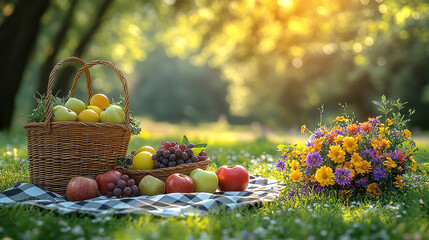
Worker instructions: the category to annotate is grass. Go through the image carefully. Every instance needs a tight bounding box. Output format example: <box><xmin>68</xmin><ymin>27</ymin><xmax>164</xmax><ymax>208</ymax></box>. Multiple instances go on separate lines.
<box><xmin>1</xmin><ymin>121</ymin><xmax>429</xmax><ymax>239</ymax></box>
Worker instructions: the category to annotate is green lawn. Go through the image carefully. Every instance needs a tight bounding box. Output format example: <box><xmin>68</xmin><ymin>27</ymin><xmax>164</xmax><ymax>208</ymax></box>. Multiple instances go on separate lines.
<box><xmin>1</xmin><ymin>128</ymin><xmax>429</xmax><ymax>240</ymax></box>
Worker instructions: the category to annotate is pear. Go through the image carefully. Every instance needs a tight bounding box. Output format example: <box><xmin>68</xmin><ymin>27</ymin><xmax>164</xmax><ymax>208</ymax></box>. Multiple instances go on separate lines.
<box><xmin>65</xmin><ymin>97</ymin><xmax>86</xmax><ymax>115</ymax></box>
<box><xmin>138</xmin><ymin>175</ymin><xmax>165</xmax><ymax>196</ymax></box>
<box><xmin>52</xmin><ymin>105</ymin><xmax>77</xmax><ymax>122</ymax></box>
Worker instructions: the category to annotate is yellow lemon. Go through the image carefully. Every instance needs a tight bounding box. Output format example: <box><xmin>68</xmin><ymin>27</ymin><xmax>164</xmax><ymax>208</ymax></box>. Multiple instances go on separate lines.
<box><xmin>77</xmin><ymin>109</ymin><xmax>99</xmax><ymax>122</ymax></box>
<box><xmin>137</xmin><ymin>145</ymin><xmax>156</xmax><ymax>155</ymax></box>
<box><xmin>87</xmin><ymin>105</ymin><xmax>102</xmax><ymax>116</ymax></box>
<box><xmin>132</xmin><ymin>151</ymin><xmax>154</xmax><ymax>170</ymax></box>
<box><xmin>90</xmin><ymin>93</ymin><xmax>110</xmax><ymax>110</ymax></box>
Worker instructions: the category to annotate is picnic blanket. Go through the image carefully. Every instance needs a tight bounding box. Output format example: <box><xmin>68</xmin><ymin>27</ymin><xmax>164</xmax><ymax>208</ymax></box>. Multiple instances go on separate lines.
<box><xmin>0</xmin><ymin>175</ymin><xmax>284</xmax><ymax>217</ymax></box>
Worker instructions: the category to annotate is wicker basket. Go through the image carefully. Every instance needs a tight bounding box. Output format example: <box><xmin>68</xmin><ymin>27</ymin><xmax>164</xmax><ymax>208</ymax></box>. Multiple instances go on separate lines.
<box><xmin>116</xmin><ymin>159</ymin><xmax>211</xmax><ymax>184</ymax></box>
<box><xmin>24</xmin><ymin>57</ymin><xmax>132</xmax><ymax>196</ymax></box>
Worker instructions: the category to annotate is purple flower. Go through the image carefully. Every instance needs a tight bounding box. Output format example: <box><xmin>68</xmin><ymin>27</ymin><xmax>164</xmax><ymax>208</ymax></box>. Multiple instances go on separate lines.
<box><xmin>334</xmin><ymin>167</ymin><xmax>352</xmax><ymax>185</ymax></box>
<box><xmin>356</xmin><ymin>177</ymin><xmax>368</xmax><ymax>186</ymax></box>
<box><xmin>372</xmin><ymin>167</ymin><xmax>387</xmax><ymax>180</ymax></box>
<box><xmin>333</xmin><ymin>130</ymin><xmax>345</xmax><ymax>136</ymax></box>
<box><xmin>313</xmin><ymin>185</ymin><xmax>324</xmax><ymax>195</ymax></box>
<box><xmin>306</xmin><ymin>152</ymin><xmax>323</xmax><ymax>168</ymax></box>
<box><xmin>276</xmin><ymin>159</ymin><xmax>286</xmax><ymax>172</ymax></box>
<box><xmin>287</xmin><ymin>188</ymin><xmax>296</xmax><ymax>199</ymax></box>
<box><xmin>301</xmin><ymin>185</ymin><xmax>309</xmax><ymax>196</ymax></box>
<box><xmin>360</xmin><ymin>150</ymin><xmax>374</xmax><ymax>159</ymax></box>
<box><xmin>306</xmin><ymin>141</ymin><xmax>315</xmax><ymax>147</ymax></box>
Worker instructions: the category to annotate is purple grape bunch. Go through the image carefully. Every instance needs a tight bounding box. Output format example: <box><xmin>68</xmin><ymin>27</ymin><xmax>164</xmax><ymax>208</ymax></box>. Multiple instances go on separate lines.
<box><xmin>151</xmin><ymin>141</ymin><xmax>208</xmax><ymax>169</ymax></box>
<box><xmin>106</xmin><ymin>175</ymin><xmax>139</xmax><ymax>198</ymax></box>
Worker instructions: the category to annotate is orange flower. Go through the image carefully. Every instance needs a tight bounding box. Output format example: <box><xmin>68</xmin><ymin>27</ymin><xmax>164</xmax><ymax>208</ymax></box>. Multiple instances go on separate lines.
<box><xmin>367</xmin><ymin>183</ymin><xmax>382</xmax><ymax>197</ymax></box>
<box><xmin>386</xmin><ymin>119</ymin><xmax>393</xmax><ymax>126</ymax></box>
<box><xmin>379</xmin><ymin>139</ymin><xmax>391</xmax><ymax>149</ymax></box>
<box><xmin>301</xmin><ymin>125</ymin><xmax>307</xmax><ymax>134</ymax></box>
<box><xmin>394</xmin><ymin>175</ymin><xmax>405</xmax><ymax>188</ymax></box>
<box><xmin>347</xmin><ymin>124</ymin><xmax>359</xmax><ymax>134</ymax></box>
<box><xmin>404</xmin><ymin>129</ymin><xmax>411</xmax><ymax>138</ymax></box>
<box><xmin>335</xmin><ymin>116</ymin><xmax>349</xmax><ymax>123</ymax></box>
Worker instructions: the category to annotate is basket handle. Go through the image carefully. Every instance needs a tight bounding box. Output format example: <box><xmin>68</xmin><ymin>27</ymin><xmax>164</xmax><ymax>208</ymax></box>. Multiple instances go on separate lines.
<box><xmin>44</xmin><ymin>57</ymin><xmax>92</xmax><ymax>131</ymax></box>
<box><xmin>70</xmin><ymin>60</ymin><xmax>131</xmax><ymax>129</ymax></box>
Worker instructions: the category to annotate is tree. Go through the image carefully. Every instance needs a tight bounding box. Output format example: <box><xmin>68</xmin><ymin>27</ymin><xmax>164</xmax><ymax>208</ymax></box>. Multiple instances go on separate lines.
<box><xmin>0</xmin><ymin>0</ymin><xmax>50</xmax><ymax>130</ymax></box>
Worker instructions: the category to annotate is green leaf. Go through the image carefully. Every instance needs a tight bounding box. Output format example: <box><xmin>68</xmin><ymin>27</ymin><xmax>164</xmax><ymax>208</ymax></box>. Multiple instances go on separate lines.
<box><xmin>181</xmin><ymin>135</ymin><xmax>189</xmax><ymax>146</ymax></box>
<box><xmin>194</xmin><ymin>143</ymin><xmax>207</xmax><ymax>148</ymax></box>
<box><xmin>193</xmin><ymin>147</ymin><xmax>204</xmax><ymax>156</ymax></box>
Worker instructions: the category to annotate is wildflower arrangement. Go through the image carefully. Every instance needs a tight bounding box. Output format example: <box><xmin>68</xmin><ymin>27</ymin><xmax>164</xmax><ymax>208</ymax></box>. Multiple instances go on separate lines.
<box><xmin>277</xmin><ymin>96</ymin><xmax>419</xmax><ymax>199</ymax></box>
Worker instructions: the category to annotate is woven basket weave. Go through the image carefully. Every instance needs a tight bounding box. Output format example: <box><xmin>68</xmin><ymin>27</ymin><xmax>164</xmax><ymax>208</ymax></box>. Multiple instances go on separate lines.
<box><xmin>24</xmin><ymin>57</ymin><xmax>132</xmax><ymax>196</ymax></box>
<box><xmin>116</xmin><ymin>159</ymin><xmax>211</xmax><ymax>184</ymax></box>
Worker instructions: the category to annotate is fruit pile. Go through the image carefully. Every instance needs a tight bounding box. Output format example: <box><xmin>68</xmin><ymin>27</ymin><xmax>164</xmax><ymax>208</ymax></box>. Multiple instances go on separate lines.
<box><xmin>53</xmin><ymin>93</ymin><xmax>125</xmax><ymax>124</ymax></box>
<box><xmin>152</xmin><ymin>141</ymin><xmax>208</xmax><ymax>169</ymax></box>
<box><xmin>95</xmin><ymin>170</ymin><xmax>138</xmax><ymax>198</ymax></box>
<box><xmin>66</xmin><ymin>165</ymin><xmax>250</xmax><ymax>201</ymax></box>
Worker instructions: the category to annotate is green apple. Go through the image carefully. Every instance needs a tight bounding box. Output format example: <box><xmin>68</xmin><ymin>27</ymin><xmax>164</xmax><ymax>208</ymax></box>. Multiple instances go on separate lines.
<box><xmin>189</xmin><ymin>168</ymin><xmax>218</xmax><ymax>193</ymax></box>
<box><xmin>138</xmin><ymin>175</ymin><xmax>165</xmax><ymax>196</ymax></box>
<box><xmin>65</xmin><ymin>97</ymin><xmax>86</xmax><ymax>115</ymax></box>
<box><xmin>52</xmin><ymin>105</ymin><xmax>77</xmax><ymax>122</ymax></box>
<box><xmin>100</xmin><ymin>105</ymin><xmax>125</xmax><ymax>124</ymax></box>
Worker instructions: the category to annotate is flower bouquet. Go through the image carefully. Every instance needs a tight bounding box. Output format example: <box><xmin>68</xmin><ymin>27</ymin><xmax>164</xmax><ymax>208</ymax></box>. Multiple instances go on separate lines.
<box><xmin>276</xmin><ymin>96</ymin><xmax>419</xmax><ymax>199</ymax></box>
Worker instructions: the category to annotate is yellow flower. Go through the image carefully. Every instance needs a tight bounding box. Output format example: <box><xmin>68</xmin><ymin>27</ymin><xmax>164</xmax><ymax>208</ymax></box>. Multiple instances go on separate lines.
<box><xmin>328</xmin><ymin>145</ymin><xmax>346</xmax><ymax>163</ymax></box>
<box><xmin>300</xmin><ymin>155</ymin><xmax>307</xmax><ymax>167</ymax></box>
<box><xmin>355</xmin><ymin>135</ymin><xmax>362</xmax><ymax>143</ymax></box>
<box><xmin>411</xmin><ymin>164</ymin><xmax>417</xmax><ymax>171</ymax></box>
<box><xmin>355</xmin><ymin>160</ymin><xmax>371</xmax><ymax>174</ymax></box>
<box><xmin>290</xmin><ymin>160</ymin><xmax>300</xmax><ymax>171</ymax></box>
<box><xmin>384</xmin><ymin>157</ymin><xmax>396</xmax><ymax>169</ymax></box>
<box><xmin>301</xmin><ymin>125</ymin><xmax>307</xmax><ymax>134</ymax></box>
<box><xmin>371</xmin><ymin>138</ymin><xmax>380</xmax><ymax>150</ymax></box>
<box><xmin>315</xmin><ymin>166</ymin><xmax>335</xmax><ymax>186</ymax></box>
<box><xmin>343</xmin><ymin>162</ymin><xmax>356</xmax><ymax>178</ymax></box>
<box><xmin>334</xmin><ymin>116</ymin><xmax>349</xmax><ymax>123</ymax></box>
<box><xmin>379</xmin><ymin>139</ymin><xmax>391</xmax><ymax>149</ymax></box>
<box><xmin>379</xmin><ymin>127</ymin><xmax>389</xmax><ymax>135</ymax></box>
<box><xmin>367</xmin><ymin>183</ymin><xmax>382</xmax><ymax>197</ymax></box>
<box><xmin>410</xmin><ymin>156</ymin><xmax>416</xmax><ymax>164</ymax></box>
<box><xmin>334</xmin><ymin>135</ymin><xmax>344</xmax><ymax>144</ymax></box>
<box><xmin>310</xmin><ymin>174</ymin><xmax>317</xmax><ymax>182</ymax></box>
<box><xmin>290</xmin><ymin>170</ymin><xmax>303</xmax><ymax>182</ymax></box>
<box><xmin>386</xmin><ymin>119</ymin><xmax>393</xmax><ymax>126</ymax></box>
<box><xmin>350</xmin><ymin>152</ymin><xmax>363</xmax><ymax>166</ymax></box>
<box><xmin>394</xmin><ymin>175</ymin><xmax>405</xmax><ymax>188</ymax></box>
<box><xmin>303</xmin><ymin>146</ymin><xmax>314</xmax><ymax>154</ymax></box>
<box><xmin>342</xmin><ymin>137</ymin><xmax>358</xmax><ymax>154</ymax></box>
<box><xmin>292</xmin><ymin>150</ymin><xmax>301</xmax><ymax>158</ymax></box>
<box><xmin>314</xmin><ymin>138</ymin><xmax>324</xmax><ymax>152</ymax></box>
<box><xmin>404</xmin><ymin>129</ymin><xmax>411</xmax><ymax>138</ymax></box>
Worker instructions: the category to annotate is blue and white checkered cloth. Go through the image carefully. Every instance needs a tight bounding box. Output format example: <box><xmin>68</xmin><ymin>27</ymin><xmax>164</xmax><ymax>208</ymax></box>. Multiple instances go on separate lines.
<box><xmin>0</xmin><ymin>175</ymin><xmax>284</xmax><ymax>217</ymax></box>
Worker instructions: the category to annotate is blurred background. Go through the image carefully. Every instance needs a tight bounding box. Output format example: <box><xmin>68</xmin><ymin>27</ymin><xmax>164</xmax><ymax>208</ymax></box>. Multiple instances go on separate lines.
<box><xmin>1</xmin><ymin>0</ymin><xmax>429</xmax><ymax>134</ymax></box>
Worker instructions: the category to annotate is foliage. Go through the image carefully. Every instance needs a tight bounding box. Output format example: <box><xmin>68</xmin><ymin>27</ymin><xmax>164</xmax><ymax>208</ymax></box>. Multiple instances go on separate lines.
<box><xmin>26</xmin><ymin>93</ymin><xmax>65</xmax><ymax>123</ymax></box>
<box><xmin>276</xmin><ymin>96</ymin><xmax>421</xmax><ymax>199</ymax></box>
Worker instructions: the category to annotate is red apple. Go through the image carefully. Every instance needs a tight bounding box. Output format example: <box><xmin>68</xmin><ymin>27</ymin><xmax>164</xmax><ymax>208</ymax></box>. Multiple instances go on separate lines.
<box><xmin>165</xmin><ymin>173</ymin><xmax>194</xmax><ymax>193</ymax></box>
<box><xmin>216</xmin><ymin>165</ymin><xmax>249</xmax><ymax>191</ymax></box>
<box><xmin>66</xmin><ymin>177</ymin><xmax>99</xmax><ymax>201</ymax></box>
<box><xmin>96</xmin><ymin>170</ymin><xmax>123</xmax><ymax>195</ymax></box>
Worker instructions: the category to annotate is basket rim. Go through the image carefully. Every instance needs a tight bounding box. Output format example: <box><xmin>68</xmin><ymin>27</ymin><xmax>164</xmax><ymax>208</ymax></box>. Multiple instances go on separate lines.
<box><xmin>116</xmin><ymin>159</ymin><xmax>211</xmax><ymax>173</ymax></box>
<box><xmin>24</xmin><ymin>121</ymin><xmax>131</xmax><ymax>131</ymax></box>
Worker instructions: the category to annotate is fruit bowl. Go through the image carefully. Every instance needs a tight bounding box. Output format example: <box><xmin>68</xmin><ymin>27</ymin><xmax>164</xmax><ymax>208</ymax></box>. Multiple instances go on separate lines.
<box><xmin>115</xmin><ymin>159</ymin><xmax>211</xmax><ymax>184</ymax></box>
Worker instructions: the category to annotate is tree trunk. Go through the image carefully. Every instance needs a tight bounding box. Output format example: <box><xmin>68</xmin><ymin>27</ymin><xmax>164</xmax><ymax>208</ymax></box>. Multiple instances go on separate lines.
<box><xmin>52</xmin><ymin>0</ymin><xmax>114</xmax><ymax>97</ymax></box>
<box><xmin>0</xmin><ymin>0</ymin><xmax>50</xmax><ymax>130</ymax></box>
<box><xmin>36</xmin><ymin>0</ymin><xmax>79</xmax><ymax>96</ymax></box>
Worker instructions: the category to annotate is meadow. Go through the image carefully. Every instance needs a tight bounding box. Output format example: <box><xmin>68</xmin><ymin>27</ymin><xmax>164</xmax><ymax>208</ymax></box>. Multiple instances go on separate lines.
<box><xmin>1</xmin><ymin>119</ymin><xmax>428</xmax><ymax>240</ymax></box>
